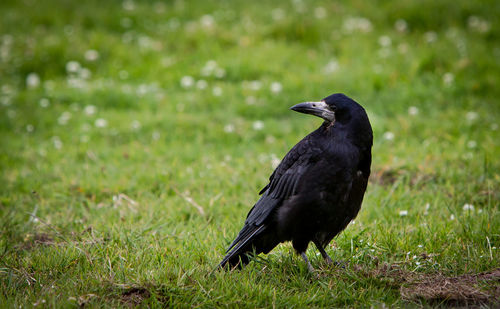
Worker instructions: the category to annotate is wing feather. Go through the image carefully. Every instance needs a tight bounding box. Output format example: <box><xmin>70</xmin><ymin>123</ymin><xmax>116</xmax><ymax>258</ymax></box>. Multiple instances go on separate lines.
<box><xmin>225</xmin><ymin>134</ymin><xmax>322</xmax><ymax>255</ymax></box>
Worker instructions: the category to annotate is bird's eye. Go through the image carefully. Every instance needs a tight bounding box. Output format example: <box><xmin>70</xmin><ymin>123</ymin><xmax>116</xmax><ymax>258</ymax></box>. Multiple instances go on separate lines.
<box><xmin>330</xmin><ymin>105</ymin><xmax>337</xmax><ymax>111</ymax></box>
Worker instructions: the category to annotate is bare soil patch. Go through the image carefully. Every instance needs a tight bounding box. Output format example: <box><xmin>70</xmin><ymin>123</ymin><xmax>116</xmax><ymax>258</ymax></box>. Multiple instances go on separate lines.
<box><xmin>120</xmin><ymin>286</ymin><xmax>151</xmax><ymax>307</ymax></box>
<box><xmin>365</xmin><ymin>264</ymin><xmax>500</xmax><ymax>307</ymax></box>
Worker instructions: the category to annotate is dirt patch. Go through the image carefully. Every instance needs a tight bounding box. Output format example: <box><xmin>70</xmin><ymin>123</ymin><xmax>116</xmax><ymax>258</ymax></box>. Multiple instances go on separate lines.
<box><xmin>120</xmin><ymin>287</ymin><xmax>151</xmax><ymax>307</ymax></box>
<box><xmin>370</xmin><ymin>169</ymin><xmax>401</xmax><ymax>185</ymax></box>
<box><xmin>363</xmin><ymin>264</ymin><xmax>500</xmax><ymax>307</ymax></box>
<box><xmin>400</xmin><ymin>268</ymin><xmax>500</xmax><ymax>307</ymax></box>
<box><xmin>17</xmin><ymin>233</ymin><xmax>55</xmax><ymax>250</ymax></box>
<box><xmin>370</xmin><ymin>168</ymin><xmax>436</xmax><ymax>187</ymax></box>
<box><xmin>16</xmin><ymin>228</ymin><xmax>106</xmax><ymax>251</ymax></box>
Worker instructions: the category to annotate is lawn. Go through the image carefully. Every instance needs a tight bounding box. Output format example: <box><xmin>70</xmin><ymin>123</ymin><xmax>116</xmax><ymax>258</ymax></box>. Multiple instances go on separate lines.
<box><xmin>0</xmin><ymin>0</ymin><xmax>499</xmax><ymax>307</ymax></box>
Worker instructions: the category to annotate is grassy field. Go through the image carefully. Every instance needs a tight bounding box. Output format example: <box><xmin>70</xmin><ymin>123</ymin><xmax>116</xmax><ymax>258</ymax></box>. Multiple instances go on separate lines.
<box><xmin>1</xmin><ymin>0</ymin><xmax>499</xmax><ymax>307</ymax></box>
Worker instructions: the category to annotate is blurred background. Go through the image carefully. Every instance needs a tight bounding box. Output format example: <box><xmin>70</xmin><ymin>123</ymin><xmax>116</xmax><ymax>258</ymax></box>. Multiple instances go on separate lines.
<box><xmin>1</xmin><ymin>0</ymin><xmax>498</xmax><ymax>215</ymax></box>
<box><xmin>0</xmin><ymin>0</ymin><xmax>499</xmax><ymax>306</ymax></box>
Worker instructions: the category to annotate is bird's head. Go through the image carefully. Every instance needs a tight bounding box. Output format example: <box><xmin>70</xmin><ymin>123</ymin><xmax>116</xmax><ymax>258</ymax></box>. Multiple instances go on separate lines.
<box><xmin>290</xmin><ymin>93</ymin><xmax>364</xmax><ymax>126</ymax></box>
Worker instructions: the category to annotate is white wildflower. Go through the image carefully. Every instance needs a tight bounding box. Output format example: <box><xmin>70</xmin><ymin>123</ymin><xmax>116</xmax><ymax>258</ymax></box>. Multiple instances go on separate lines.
<box><xmin>265</xmin><ymin>135</ymin><xmax>276</xmax><ymax>144</ymax></box>
<box><xmin>66</xmin><ymin>61</ymin><xmax>81</xmax><ymax>73</ymax></box>
<box><xmin>168</xmin><ymin>18</ymin><xmax>180</xmax><ymax>30</ymax></box>
<box><xmin>57</xmin><ymin>112</ymin><xmax>71</xmax><ymax>125</ymax></box>
<box><xmin>67</xmin><ymin>76</ymin><xmax>86</xmax><ymax>89</ymax></box>
<box><xmin>196</xmin><ymin>79</ymin><xmax>208</xmax><ymax>90</ymax></box>
<box><xmin>252</xmin><ymin>120</ymin><xmax>264</xmax><ymax>131</ymax></box>
<box><xmin>292</xmin><ymin>0</ymin><xmax>305</xmax><ymax>13</ymax></box>
<box><xmin>378</xmin><ymin>48</ymin><xmax>391</xmax><ymax>58</ymax></box>
<box><xmin>136</xmin><ymin>84</ymin><xmax>148</xmax><ymax>96</ymax></box>
<box><xmin>248</xmin><ymin>80</ymin><xmax>262</xmax><ymax>91</ymax></box>
<box><xmin>131</xmin><ymin>120</ymin><xmax>141</xmax><ymax>130</ymax></box>
<box><xmin>80</xmin><ymin>135</ymin><xmax>90</xmax><ymax>143</ymax></box>
<box><xmin>161</xmin><ymin>57</ymin><xmax>175</xmax><ymax>67</ymax></box>
<box><xmin>224</xmin><ymin>124</ymin><xmax>235</xmax><ymax>133</ymax></box>
<box><xmin>468</xmin><ymin>16</ymin><xmax>490</xmax><ymax>33</ymax></box>
<box><xmin>78</xmin><ymin>68</ymin><xmax>92</xmax><ymax>79</ymax></box>
<box><xmin>122</xmin><ymin>0</ymin><xmax>135</xmax><ymax>11</ymax></box>
<box><xmin>245</xmin><ymin>96</ymin><xmax>256</xmax><ymax>105</ymax></box>
<box><xmin>214</xmin><ymin>67</ymin><xmax>226</xmax><ymax>78</ymax></box>
<box><xmin>463</xmin><ymin>203</ymin><xmax>474</xmax><ymax>211</ymax></box>
<box><xmin>467</xmin><ymin>140</ymin><xmax>477</xmax><ymax>149</ymax></box>
<box><xmin>378</xmin><ymin>35</ymin><xmax>392</xmax><ymax>47</ymax></box>
<box><xmin>463</xmin><ymin>152</ymin><xmax>474</xmax><ymax>160</ymax></box>
<box><xmin>270</xmin><ymin>82</ymin><xmax>282</xmax><ymax>94</ymax></box>
<box><xmin>270</xmin><ymin>153</ymin><xmax>281</xmax><ymax>169</ymax></box>
<box><xmin>408</xmin><ymin>106</ymin><xmax>419</xmax><ymax>116</ymax></box>
<box><xmin>39</xmin><ymin>98</ymin><xmax>50</xmax><ymax>108</ymax></box>
<box><xmin>52</xmin><ymin>136</ymin><xmax>63</xmax><ymax>149</ymax></box>
<box><xmin>424</xmin><ymin>31</ymin><xmax>437</xmax><ymax>43</ymax></box>
<box><xmin>121</xmin><ymin>18</ymin><xmax>132</xmax><ymax>28</ymax></box>
<box><xmin>7</xmin><ymin>109</ymin><xmax>16</xmax><ymax>118</ymax></box>
<box><xmin>466</xmin><ymin>111</ymin><xmax>478</xmax><ymax>122</ymax></box>
<box><xmin>26</xmin><ymin>73</ymin><xmax>40</xmax><ymax>88</ymax></box>
<box><xmin>424</xmin><ymin>203</ymin><xmax>430</xmax><ymax>215</ymax></box>
<box><xmin>324</xmin><ymin>59</ymin><xmax>339</xmax><ymax>74</ymax></box>
<box><xmin>94</xmin><ymin>118</ymin><xmax>108</xmax><ymax>128</ymax></box>
<box><xmin>79</xmin><ymin>68</ymin><xmax>91</xmax><ymax>79</ymax></box>
<box><xmin>399</xmin><ymin>210</ymin><xmax>408</xmax><ymax>217</ymax></box>
<box><xmin>64</xmin><ymin>25</ymin><xmax>74</xmax><ymax>35</ymax></box>
<box><xmin>81</xmin><ymin>123</ymin><xmax>91</xmax><ymax>131</ymax></box>
<box><xmin>200</xmin><ymin>15</ymin><xmax>215</xmax><ymax>28</ymax></box>
<box><xmin>342</xmin><ymin>17</ymin><xmax>373</xmax><ymax>33</ymax></box>
<box><xmin>212</xmin><ymin>86</ymin><xmax>222</xmax><ymax>96</ymax></box>
<box><xmin>398</xmin><ymin>43</ymin><xmax>409</xmax><ymax>54</ymax></box>
<box><xmin>84</xmin><ymin>49</ymin><xmax>99</xmax><ymax>61</ymax></box>
<box><xmin>119</xmin><ymin>70</ymin><xmax>129</xmax><ymax>79</ymax></box>
<box><xmin>152</xmin><ymin>131</ymin><xmax>160</xmax><ymax>140</ymax></box>
<box><xmin>153</xmin><ymin>2</ymin><xmax>166</xmax><ymax>13</ymax></box>
<box><xmin>443</xmin><ymin>72</ymin><xmax>454</xmax><ymax>85</ymax></box>
<box><xmin>450</xmin><ymin>214</ymin><xmax>455</xmax><ymax>220</ymax></box>
<box><xmin>201</xmin><ymin>60</ymin><xmax>217</xmax><ymax>76</ymax></box>
<box><xmin>395</xmin><ymin>19</ymin><xmax>408</xmax><ymax>32</ymax></box>
<box><xmin>180</xmin><ymin>76</ymin><xmax>194</xmax><ymax>88</ymax></box>
<box><xmin>272</xmin><ymin>8</ymin><xmax>285</xmax><ymax>21</ymax></box>
<box><xmin>0</xmin><ymin>96</ymin><xmax>11</xmax><ymax>106</ymax></box>
<box><xmin>84</xmin><ymin>105</ymin><xmax>97</xmax><ymax>116</ymax></box>
<box><xmin>383</xmin><ymin>131</ymin><xmax>394</xmax><ymax>141</ymax></box>
<box><xmin>372</xmin><ymin>64</ymin><xmax>383</xmax><ymax>74</ymax></box>
<box><xmin>1</xmin><ymin>84</ymin><xmax>13</xmax><ymax>94</ymax></box>
<box><xmin>314</xmin><ymin>7</ymin><xmax>326</xmax><ymax>19</ymax></box>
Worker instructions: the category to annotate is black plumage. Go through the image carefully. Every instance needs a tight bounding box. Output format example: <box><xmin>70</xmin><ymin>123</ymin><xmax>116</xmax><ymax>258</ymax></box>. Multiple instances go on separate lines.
<box><xmin>219</xmin><ymin>93</ymin><xmax>373</xmax><ymax>271</ymax></box>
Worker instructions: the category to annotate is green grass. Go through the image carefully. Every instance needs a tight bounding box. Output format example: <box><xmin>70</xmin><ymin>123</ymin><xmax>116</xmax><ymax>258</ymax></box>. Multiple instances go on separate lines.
<box><xmin>1</xmin><ymin>0</ymin><xmax>499</xmax><ymax>307</ymax></box>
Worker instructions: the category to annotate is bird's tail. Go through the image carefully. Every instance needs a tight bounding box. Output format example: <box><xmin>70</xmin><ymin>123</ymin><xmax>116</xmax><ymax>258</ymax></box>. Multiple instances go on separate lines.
<box><xmin>218</xmin><ymin>225</ymin><xmax>267</xmax><ymax>269</ymax></box>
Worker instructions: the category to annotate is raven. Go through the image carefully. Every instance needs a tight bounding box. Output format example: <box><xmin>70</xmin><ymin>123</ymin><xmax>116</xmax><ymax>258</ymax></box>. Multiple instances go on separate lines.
<box><xmin>219</xmin><ymin>93</ymin><xmax>373</xmax><ymax>272</ymax></box>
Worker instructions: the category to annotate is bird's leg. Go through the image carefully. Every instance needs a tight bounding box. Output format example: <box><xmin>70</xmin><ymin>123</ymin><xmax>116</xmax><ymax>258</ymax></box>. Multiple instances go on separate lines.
<box><xmin>300</xmin><ymin>252</ymin><xmax>315</xmax><ymax>274</ymax></box>
<box><xmin>313</xmin><ymin>240</ymin><xmax>333</xmax><ymax>265</ymax></box>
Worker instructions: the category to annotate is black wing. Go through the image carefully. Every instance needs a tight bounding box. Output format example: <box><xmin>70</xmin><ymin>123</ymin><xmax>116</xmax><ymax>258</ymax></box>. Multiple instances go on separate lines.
<box><xmin>224</xmin><ymin>133</ymin><xmax>322</xmax><ymax>253</ymax></box>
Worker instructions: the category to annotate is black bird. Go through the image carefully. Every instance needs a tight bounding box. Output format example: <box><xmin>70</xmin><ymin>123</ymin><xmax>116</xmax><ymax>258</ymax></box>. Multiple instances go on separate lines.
<box><xmin>219</xmin><ymin>93</ymin><xmax>373</xmax><ymax>272</ymax></box>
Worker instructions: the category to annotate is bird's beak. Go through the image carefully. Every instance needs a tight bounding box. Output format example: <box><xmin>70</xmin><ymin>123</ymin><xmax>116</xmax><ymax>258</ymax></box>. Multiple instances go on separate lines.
<box><xmin>290</xmin><ymin>101</ymin><xmax>335</xmax><ymax>122</ymax></box>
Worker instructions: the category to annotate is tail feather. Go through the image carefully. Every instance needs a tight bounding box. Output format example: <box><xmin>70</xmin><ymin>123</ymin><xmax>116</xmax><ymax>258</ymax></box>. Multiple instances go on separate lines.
<box><xmin>219</xmin><ymin>225</ymin><xmax>266</xmax><ymax>269</ymax></box>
